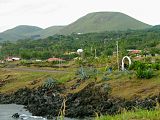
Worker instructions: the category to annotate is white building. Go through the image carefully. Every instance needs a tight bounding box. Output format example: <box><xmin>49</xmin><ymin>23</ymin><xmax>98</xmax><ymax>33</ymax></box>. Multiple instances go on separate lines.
<box><xmin>12</xmin><ymin>57</ymin><xmax>21</xmax><ymax>61</ymax></box>
<box><xmin>77</xmin><ymin>49</ymin><xmax>83</xmax><ymax>54</ymax></box>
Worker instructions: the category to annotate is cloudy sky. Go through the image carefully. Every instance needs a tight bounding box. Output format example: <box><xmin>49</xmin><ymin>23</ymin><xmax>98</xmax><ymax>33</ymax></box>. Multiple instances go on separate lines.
<box><xmin>0</xmin><ymin>0</ymin><xmax>160</xmax><ymax>32</ymax></box>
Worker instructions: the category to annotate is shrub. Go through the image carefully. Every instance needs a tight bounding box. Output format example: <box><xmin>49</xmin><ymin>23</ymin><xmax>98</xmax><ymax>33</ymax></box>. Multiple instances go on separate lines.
<box><xmin>136</xmin><ymin>68</ymin><xmax>153</xmax><ymax>79</ymax></box>
<box><xmin>76</xmin><ymin>66</ymin><xmax>98</xmax><ymax>80</ymax></box>
<box><xmin>152</xmin><ymin>63</ymin><xmax>160</xmax><ymax>70</ymax></box>
<box><xmin>102</xmin><ymin>83</ymin><xmax>112</xmax><ymax>93</ymax></box>
<box><xmin>43</xmin><ymin>78</ymin><xmax>58</xmax><ymax>89</ymax></box>
<box><xmin>20</xmin><ymin>60</ymin><xmax>32</xmax><ymax>67</ymax></box>
<box><xmin>102</xmin><ymin>76</ymin><xmax>111</xmax><ymax>81</ymax></box>
<box><xmin>130</xmin><ymin>61</ymin><xmax>154</xmax><ymax>79</ymax></box>
<box><xmin>129</xmin><ymin>61</ymin><xmax>146</xmax><ymax>70</ymax></box>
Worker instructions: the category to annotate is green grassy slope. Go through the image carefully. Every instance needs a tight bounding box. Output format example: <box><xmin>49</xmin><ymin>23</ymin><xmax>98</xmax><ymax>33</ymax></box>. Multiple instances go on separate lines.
<box><xmin>0</xmin><ymin>25</ymin><xmax>65</xmax><ymax>41</ymax></box>
<box><xmin>96</xmin><ymin>109</ymin><xmax>160</xmax><ymax>120</ymax></box>
<box><xmin>4</xmin><ymin>25</ymin><xmax>43</xmax><ymax>35</ymax></box>
<box><xmin>30</xmin><ymin>26</ymin><xmax>65</xmax><ymax>39</ymax></box>
<box><xmin>0</xmin><ymin>12</ymin><xmax>153</xmax><ymax>41</ymax></box>
<box><xmin>60</xmin><ymin>12</ymin><xmax>152</xmax><ymax>34</ymax></box>
<box><xmin>0</xmin><ymin>25</ymin><xmax>43</xmax><ymax>42</ymax></box>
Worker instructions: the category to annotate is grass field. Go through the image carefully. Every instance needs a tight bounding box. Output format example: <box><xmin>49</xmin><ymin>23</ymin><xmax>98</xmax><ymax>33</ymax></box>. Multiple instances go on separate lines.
<box><xmin>0</xmin><ymin>63</ymin><xmax>160</xmax><ymax>119</ymax></box>
<box><xmin>0</xmin><ymin>68</ymin><xmax>75</xmax><ymax>93</ymax></box>
<box><xmin>96</xmin><ymin>109</ymin><xmax>160</xmax><ymax>120</ymax></box>
<box><xmin>0</xmin><ymin>63</ymin><xmax>160</xmax><ymax>99</ymax></box>
<box><xmin>107</xmin><ymin>70</ymin><xmax>160</xmax><ymax>99</ymax></box>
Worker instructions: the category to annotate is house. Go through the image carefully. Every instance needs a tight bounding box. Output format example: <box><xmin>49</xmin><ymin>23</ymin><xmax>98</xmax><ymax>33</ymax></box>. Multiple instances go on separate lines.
<box><xmin>6</xmin><ymin>57</ymin><xmax>13</xmax><ymax>62</ymax></box>
<box><xmin>6</xmin><ymin>57</ymin><xmax>21</xmax><ymax>61</ymax></box>
<box><xmin>0</xmin><ymin>60</ymin><xmax>4</xmax><ymax>63</ymax></box>
<box><xmin>48</xmin><ymin>58</ymin><xmax>65</xmax><ymax>62</ymax></box>
<box><xmin>12</xmin><ymin>57</ymin><xmax>21</xmax><ymax>61</ymax></box>
<box><xmin>127</xmin><ymin>50</ymin><xmax>142</xmax><ymax>55</ymax></box>
<box><xmin>64</xmin><ymin>51</ymin><xmax>77</xmax><ymax>55</ymax></box>
<box><xmin>131</xmin><ymin>50</ymin><xmax>141</xmax><ymax>54</ymax></box>
<box><xmin>35</xmin><ymin>59</ymin><xmax>42</xmax><ymax>62</ymax></box>
<box><xmin>77</xmin><ymin>49</ymin><xmax>83</xmax><ymax>54</ymax></box>
<box><xmin>127</xmin><ymin>50</ymin><xmax>141</xmax><ymax>54</ymax></box>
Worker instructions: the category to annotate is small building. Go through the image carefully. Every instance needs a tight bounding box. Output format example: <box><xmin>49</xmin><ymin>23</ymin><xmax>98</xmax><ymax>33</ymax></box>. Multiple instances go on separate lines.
<box><xmin>12</xmin><ymin>57</ymin><xmax>21</xmax><ymax>61</ymax></box>
<box><xmin>64</xmin><ymin>51</ymin><xmax>77</xmax><ymax>55</ymax></box>
<box><xmin>77</xmin><ymin>49</ymin><xmax>83</xmax><ymax>54</ymax></box>
<box><xmin>0</xmin><ymin>60</ymin><xmax>4</xmax><ymax>63</ymax></box>
<box><xmin>35</xmin><ymin>59</ymin><xmax>42</xmax><ymax>62</ymax></box>
<box><xmin>127</xmin><ymin>50</ymin><xmax>141</xmax><ymax>54</ymax></box>
<box><xmin>6</xmin><ymin>57</ymin><xmax>21</xmax><ymax>62</ymax></box>
<box><xmin>6</xmin><ymin>57</ymin><xmax>13</xmax><ymax>62</ymax></box>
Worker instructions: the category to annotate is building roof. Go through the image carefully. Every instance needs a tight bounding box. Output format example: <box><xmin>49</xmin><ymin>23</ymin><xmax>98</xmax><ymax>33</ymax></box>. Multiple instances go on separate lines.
<box><xmin>131</xmin><ymin>50</ymin><xmax>141</xmax><ymax>54</ymax></box>
<box><xmin>127</xmin><ymin>50</ymin><xmax>141</xmax><ymax>54</ymax></box>
<box><xmin>77</xmin><ymin>49</ymin><xmax>83</xmax><ymax>53</ymax></box>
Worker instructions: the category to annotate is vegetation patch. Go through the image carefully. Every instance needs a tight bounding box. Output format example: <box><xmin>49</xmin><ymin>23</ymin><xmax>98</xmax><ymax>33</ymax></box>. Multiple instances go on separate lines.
<box><xmin>96</xmin><ymin>109</ymin><xmax>160</xmax><ymax>120</ymax></box>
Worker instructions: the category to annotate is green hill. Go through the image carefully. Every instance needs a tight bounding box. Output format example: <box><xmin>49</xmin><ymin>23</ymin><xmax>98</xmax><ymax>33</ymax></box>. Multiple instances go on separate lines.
<box><xmin>4</xmin><ymin>25</ymin><xmax>43</xmax><ymax>35</ymax></box>
<box><xmin>0</xmin><ymin>12</ymin><xmax>153</xmax><ymax>41</ymax></box>
<box><xmin>0</xmin><ymin>25</ymin><xmax>65</xmax><ymax>41</ymax></box>
<box><xmin>0</xmin><ymin>25</ymin><xmax>43</xmax><ymax>42</ymax></box>
<box><xmin>30</xmin><ymin>26</ymin><xmax>65</xmax><ymax>39</ymax></box>
<box><xmin>60</xmin><ymin>12</ymin><xmax>152</xmax><ymax>34</ymax></box>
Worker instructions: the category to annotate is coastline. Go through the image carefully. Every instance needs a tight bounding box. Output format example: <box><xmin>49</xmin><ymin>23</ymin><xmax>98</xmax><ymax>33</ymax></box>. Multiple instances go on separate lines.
<box><xmin>0</xmin><ymin>82</ymin><xmax>160</xmax><ymax>119</ymax></box>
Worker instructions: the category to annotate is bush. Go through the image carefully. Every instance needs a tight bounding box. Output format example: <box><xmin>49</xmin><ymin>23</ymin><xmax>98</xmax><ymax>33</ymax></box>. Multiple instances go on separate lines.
<box><xmin>101</xmin><ymin>83</ymin><xmax>112</xmax><ymax>94</ymax></box>
<box><xmin>20</xmin><ymin>60</ymin><xmax>32</xmax><ymax>67</ymax></box>
<box><xmin>130</xmin><ymin>61</ymin><xmax>154</xmax><ymax>79</ymax></box>
<box><xmin>152</xmin><ymin>63</ymin><xmax>160</xmax><ymax>70</ymax></box>
<box><xmin>76</xmin><ymin>66</ymin><xmax>98</xmax><ymax>80</ymax></box>
<box><xmin>136</xmin><ymin>68</ymin><xmax>153</xmax><ymax>79</ymax></box>
<box><xmin>43</xmin><ymin>78</ymin><xmax>58</xmax><ymax>89</ymax></box>
<box><xmin>102</xmin><ymin>76</ymin><xmax>111</xmax><ymax>81</ymax></box>
<box><xmin>129</xmin><ymin>61</ymin><xmax>146</xmax><ymax>70</ymax></box>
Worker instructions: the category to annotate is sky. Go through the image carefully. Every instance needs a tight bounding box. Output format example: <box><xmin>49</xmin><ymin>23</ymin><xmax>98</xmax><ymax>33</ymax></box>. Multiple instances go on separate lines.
<box><xmin>0</xmin><ymin>0</ymin><xmax>160</xmax><ymax>32</ymax></box>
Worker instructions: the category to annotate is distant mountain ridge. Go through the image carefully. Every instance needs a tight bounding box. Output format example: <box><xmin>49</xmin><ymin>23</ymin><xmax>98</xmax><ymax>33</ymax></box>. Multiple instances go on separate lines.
<box><xmin>0</xmin><ymin>25</ymin><xmax>65</xmax><ymax>41</ymax></box>
<box><xmin>29</xmin><ymin>26</ymin><xmax>65</xmax><ymax>39</ymax></box>
<box><xmin>0</xmin><ymin>25</ymin><xmax>43</xmax><ymax>42</ymax></box>
<box><xmin>0</xmin><ymin>12</ymin><xmax>153</xmax><ymax>41</ymax></box>
<box><xmin>59</xmin><ymin>12</ymin><xmax>152</xmax><ymax>34</ymax></box>
<box><xmin>4</xmin><ymin>25</ymin><xmax>43</xmax><ymax>35</ymax></box>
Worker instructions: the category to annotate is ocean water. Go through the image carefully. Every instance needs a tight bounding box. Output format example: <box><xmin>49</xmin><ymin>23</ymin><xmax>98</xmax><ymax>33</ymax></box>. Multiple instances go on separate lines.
<box><xmin>0</xmin><ymin>104</ymin><xmax>80</xmax><ymax>120</ymax></box>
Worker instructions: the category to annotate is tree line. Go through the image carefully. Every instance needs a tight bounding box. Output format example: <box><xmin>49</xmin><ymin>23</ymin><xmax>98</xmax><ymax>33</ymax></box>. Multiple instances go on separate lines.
<box><xmin>0</xmin><ymin>27</ymin><xmax>160</xmax><ymax>60</ymax></box>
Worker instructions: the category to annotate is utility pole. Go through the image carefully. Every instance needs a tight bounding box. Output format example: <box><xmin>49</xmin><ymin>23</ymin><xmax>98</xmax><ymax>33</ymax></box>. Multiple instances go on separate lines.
<box><xmin>95</xmin><ymin>49</ymin><xmax>97</xmax><ymax>58</ymax></box>
<box><xmin>59</xmin><ymin>58</ymin><xmax>61</xmax><ymax>68</ymax></box>
<box><xmin>91</xmin><ymin>46</ymin><xmax>93</xmax><ymax>52</ymax></box>
<box><xmin>116</xmin><ymin>41</ymin><xmax>119</xmax><ymax>71</ymax></box>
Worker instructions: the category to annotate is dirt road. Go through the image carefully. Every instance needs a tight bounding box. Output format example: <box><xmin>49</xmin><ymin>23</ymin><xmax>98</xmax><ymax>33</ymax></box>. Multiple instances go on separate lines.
<box><xmin>2</xmin><ymin>67</ymin><xmax>70</xmax><ymax>73</ymax></box>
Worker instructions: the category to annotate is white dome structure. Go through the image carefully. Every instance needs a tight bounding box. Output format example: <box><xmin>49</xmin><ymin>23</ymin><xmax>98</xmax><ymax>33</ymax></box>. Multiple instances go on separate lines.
<box><xmin>77</xmin><ymin>49</ymin><xmax>83</xmax><ymax>53</ymax></box>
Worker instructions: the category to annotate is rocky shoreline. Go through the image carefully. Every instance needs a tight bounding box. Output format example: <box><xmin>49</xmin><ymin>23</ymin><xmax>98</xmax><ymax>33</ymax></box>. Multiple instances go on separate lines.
<box><xmin>0</xmin><ymin>82</ymin><xmax>160</xmax><ymax>119</ymax></box>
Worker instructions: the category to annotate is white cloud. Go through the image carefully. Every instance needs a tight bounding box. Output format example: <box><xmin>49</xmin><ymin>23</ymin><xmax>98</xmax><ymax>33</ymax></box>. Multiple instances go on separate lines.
<box><xmin>0</xmin><ymin>0</ymin><xmax>160</xmax><ymax>32</ymax></box>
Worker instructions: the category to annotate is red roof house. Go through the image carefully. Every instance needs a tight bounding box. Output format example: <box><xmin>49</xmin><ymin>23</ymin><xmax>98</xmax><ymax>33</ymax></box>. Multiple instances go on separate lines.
<box><xmin>127</xmin><ymin>50</ymin><xmax>141</xmax><ymax>54</ymax></box>
<box><xmin>130</xmin><ymin>50</ymin><xmax>141</xmax><ymax>54</ymax></box>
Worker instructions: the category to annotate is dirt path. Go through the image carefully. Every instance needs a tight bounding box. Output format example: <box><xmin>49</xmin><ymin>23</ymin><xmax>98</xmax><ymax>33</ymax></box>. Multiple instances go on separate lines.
<box><xmin>2</xmin><ymin>68</ymin><xmax>70</xmax><ymax>73</ymax></box>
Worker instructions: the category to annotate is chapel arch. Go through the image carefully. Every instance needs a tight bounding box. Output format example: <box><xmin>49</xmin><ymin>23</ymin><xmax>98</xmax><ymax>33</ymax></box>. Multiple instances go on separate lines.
<box><xmin>122</xmin><ymin>56</ymin><xmax>132</xmax><ymax>71</ymax></box>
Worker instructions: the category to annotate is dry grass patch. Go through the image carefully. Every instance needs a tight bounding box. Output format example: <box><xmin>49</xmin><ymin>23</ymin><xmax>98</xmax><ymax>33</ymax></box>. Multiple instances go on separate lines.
<box><xmin>108</xmin><ymin>71</ymin><xmax>160</xmax><ymax>99</ymax></box>
<box><xmin>0</xmin><ymin>68</ymin><xmax>75</xmax><ymax>93</ymax></box>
